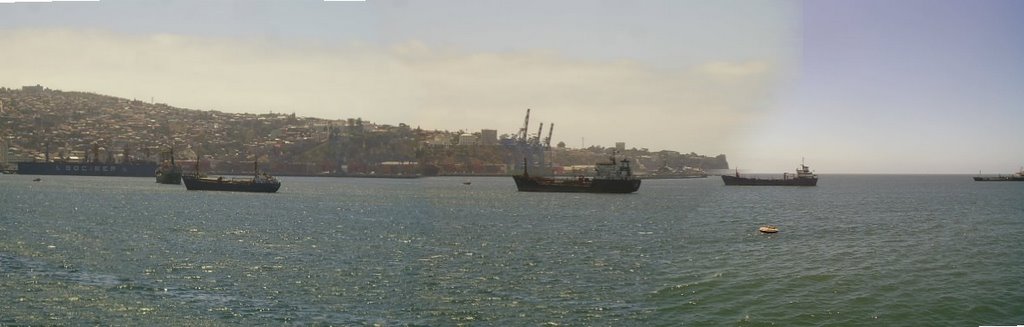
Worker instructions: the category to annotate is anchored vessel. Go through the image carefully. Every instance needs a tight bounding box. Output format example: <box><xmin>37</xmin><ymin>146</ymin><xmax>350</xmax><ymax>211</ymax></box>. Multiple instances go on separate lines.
<box><xmin>17</xmin><ymin>161</ymin><xmax>158</xmax><ymax>177</ymax></box>
<box><xmin>722</xmin><ymin>162</ymin><xmax>818</xmax><ymax>186</ymax></box>
<box><xmin>973</xmin><ymin>168</ymin><xmax>1024</xmax><ymax>182</ymax></box>
<box><xmin>17</xmin><ymin>144</ymin><xmax>156</xmax><ymax>177</ymax></box>
<box><xmin>155</xmin><ymin>149</ymin><xmax>182</xmax><ymax>184</ymax></box>
<box><xmin>183</xmin><ymin>161</ymin><xmax>280</xmax><ymax>193</ymax></box>
<box><xmin>513</xmin><ymin>156</ymin><xmax>641</xmax><ymax>193</ymax></box>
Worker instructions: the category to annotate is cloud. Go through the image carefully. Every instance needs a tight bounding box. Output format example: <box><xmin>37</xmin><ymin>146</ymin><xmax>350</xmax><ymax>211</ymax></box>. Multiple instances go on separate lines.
<box><xmin>0</xmin><ymin>28</ymin><xmax>787</xmax><ymax>153</ymax></box>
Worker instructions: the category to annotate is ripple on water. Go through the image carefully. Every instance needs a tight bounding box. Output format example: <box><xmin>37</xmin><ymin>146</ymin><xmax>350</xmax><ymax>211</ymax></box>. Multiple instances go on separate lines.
<box><xmin>1</xmin><ymin>175</ymin><xmax>1023</xmax><ymax>325</ymax></box>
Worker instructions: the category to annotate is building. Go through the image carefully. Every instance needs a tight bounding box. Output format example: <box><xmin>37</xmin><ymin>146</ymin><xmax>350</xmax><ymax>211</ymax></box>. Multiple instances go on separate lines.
<box><xmin>615</xmin><ymin>142</ymin><xmax>626</xmax><ymax>151</ymax></box>
<box><xmin>22</xmin><ymin>85</ymin><xmax>45</xmax><ymax>93</ymax></box>
<box><xmin>377</xmin><ymin>161</ymin><xmax>419</xmax><ymax>175</ymax></box>
<box><xmin>0</xmin><ymin>138</ymin><xmax>7</xmax><ymax>167</ymax></box>
<box><xmin>480</xmin><ymin>129</ymin><xmax>498</xmax><ymax>145</ymax></box>
<box><xmin>425</xmin><ymin>134</ymin><xmax>451</xmax><ymax>147</ymax></box>
<box><xmin>458</xmin><ymin>134</ymin><xmax>478</xmax><ymax>146</ymax></box>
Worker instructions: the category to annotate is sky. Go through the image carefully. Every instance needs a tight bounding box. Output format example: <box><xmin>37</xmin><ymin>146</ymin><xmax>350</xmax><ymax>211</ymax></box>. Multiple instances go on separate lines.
<box><xmin>1</xmin><ymin>0</ymin><xmax>1021</xmax><ymax>173</ymax></box>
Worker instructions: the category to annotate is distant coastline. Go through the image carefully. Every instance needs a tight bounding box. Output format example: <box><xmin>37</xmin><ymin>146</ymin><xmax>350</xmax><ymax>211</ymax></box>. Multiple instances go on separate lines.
<box><xmin>0</xmin><ymin>85</ymin><xmax>729</xmax><ymax>177</ymax></box>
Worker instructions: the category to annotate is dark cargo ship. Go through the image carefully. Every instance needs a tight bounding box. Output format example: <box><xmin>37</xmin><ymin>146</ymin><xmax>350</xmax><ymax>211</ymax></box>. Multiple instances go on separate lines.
<box><xmin>155</xmin><ymin>161</ymin><xmax>183</xmax><ymax>184</ymax></box>
<box><xmin>973</xmin><ymin>168</ymin><xmax>1024</xmax><ymax>181</ymax></box>
<box><xmin>16</xmin><ymin>144</ymin><xmax>156</xmax><ymax>177</ymax></box>
<box><xmin>183</xmin><ymin>161</ymin><xmax>280</xmax><ymax>193</ymax></box>
<box><xmin>17</xmin><ymin>161</ymin><xmax>158</xmax><ymax>177</ymax></box>
<box><xmin>513</xmin><ymin>156</ymin><xmax>641</xmax><ymax>193</ymax></box>
<box><xmin>722</xmin><ymin>162</ymin><xmax>818</xmax><ymax>186</ymax></box>
<box><xmin>155</xmin><ymin>148</ymin><xmax>183</xmax><ymax>184</ymax></box>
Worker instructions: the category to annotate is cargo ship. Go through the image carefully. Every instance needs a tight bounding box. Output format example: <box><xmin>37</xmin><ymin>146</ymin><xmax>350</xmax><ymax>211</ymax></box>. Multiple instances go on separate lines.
<box><xmin>513</xmin><ymin>156</ymin><xmax>641</xmax><ymax>193</ymax></box>
<box><xmin>154</xmin><ymin>148</ymin><xmax>183</xmax><ymax>184</ymax></box>
<box><xmin>973</xmin><ymin>168</ymin><xmax>1024</xmax><ymax>181</ymax></box>
<box><xmin>16</xmin><ymin>144</ymin><xmax>157</xmax><ymax>177</ymax></box>
<box><xmin>183</xmin><ymin>161</ymin><xmax>281</xmax><ymax>193</ymax></box>
<box><xmin>722</xmin><ymin>162</ymin><xmax>818</xmax><ymax>186</ymax></box>
<box><xmin>17</xmin><ymin>161</ymin><xmax>158</xmax><ymax>177</ymax></box>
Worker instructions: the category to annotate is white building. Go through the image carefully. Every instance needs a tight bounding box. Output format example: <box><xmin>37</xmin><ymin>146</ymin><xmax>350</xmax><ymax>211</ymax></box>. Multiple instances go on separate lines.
<box><xmin>425</xmin><ymin>134</ymin><xmax>451</xmax><ymax>147</ymax></box>
<box><xmin>458</xmin><ymin>134</ymin><xmax>478</xmax><ymax>146</ymax></box>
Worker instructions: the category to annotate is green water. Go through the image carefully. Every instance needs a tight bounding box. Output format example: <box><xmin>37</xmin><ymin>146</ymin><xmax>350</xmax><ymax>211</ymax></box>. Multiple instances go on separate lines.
<box><xmin>1</xmin><ymin>175</ymin><xmax>1022</xmax><ymax>325</ymax></box>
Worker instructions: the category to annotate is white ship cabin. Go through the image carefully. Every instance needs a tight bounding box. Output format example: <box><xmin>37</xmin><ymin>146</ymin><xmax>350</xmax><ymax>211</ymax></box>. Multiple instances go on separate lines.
<box><xmin>795</xmin><ymin>164</ymin><xmax>816</xmax><ymax>179</ymax></box>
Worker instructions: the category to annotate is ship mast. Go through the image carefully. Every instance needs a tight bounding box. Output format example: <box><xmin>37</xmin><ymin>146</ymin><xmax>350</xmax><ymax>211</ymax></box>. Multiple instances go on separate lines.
<box><xmin>522</xmin><ymin>157</ymin><xmax>529</xmax><ymax>177</ymax></box>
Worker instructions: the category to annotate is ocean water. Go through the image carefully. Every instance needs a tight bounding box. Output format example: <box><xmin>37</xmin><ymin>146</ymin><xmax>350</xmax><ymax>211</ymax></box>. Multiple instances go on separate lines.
<box><xmin>1</xmin><ymin>174</ymin><xmax>1022</xmax><ymax>326</ymax></box>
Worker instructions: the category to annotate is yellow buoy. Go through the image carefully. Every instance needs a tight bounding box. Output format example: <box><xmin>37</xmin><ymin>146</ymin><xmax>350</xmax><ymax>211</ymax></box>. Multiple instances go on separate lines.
<box><xmin>758</xmin><ymin>225</ymin><xmax>779</xmax><ymax>233</ymax></box>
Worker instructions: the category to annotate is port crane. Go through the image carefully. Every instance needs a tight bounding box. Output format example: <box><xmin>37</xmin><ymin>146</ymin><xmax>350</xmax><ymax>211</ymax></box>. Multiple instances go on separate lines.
<box><xmin>518</xmin><ymin>108</ymin><xmax>531</xmax><ymax>143</ymax></box>
<box><xmin>544</xmin><ymin>123</ymin><xmax>554</xmax><ymax>148</ymax></box>
<box><xmin>511</xmin><ymin>108</ymin><xmax>557</xmax><ymax>175</ymax></box>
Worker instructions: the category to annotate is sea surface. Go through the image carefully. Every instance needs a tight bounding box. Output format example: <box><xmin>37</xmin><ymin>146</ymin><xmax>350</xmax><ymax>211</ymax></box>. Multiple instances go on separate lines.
<box><xmin>1</xmin><ymin>174</ymin><xmax>1022</xmax><ymax>326</ymax></box>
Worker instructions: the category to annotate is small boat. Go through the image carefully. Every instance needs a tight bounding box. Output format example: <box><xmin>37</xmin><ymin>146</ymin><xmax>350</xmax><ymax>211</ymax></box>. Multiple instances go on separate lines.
<box><xmin>183</xmin><ymin>161</ymin><xmax>280</xmax><ymax>193</ymax></box>
<box><xmin>32</xmin><ymin>178</ymin><xmax>41</xmax><ymax>182</ymax></box>
<box><xmin>462</xmin><ymin>181</ymin><xmax>472</xmax><ymax>185</ymax></box>
<box><xmin>758</xmin><ymin>225</ymin><xmax>779</xmax><ymax>233</ymax></box>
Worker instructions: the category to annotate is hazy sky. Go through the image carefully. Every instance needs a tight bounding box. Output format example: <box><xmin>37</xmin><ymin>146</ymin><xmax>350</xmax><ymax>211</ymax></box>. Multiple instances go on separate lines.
<box><xmin>746</xmin><ymin>0</ymin><xmax>1024</xmax><ymax>174</ymax></box>
<box><xmin>1</xmin><ymin>0</ymin><xmax>1021</xmax><ymax>173</ymax></box>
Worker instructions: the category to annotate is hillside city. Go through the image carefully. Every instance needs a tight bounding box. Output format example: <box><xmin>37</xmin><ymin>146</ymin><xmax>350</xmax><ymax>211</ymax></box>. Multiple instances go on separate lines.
<box><xmin>0</xmin><ymin>85</ymin><xmax>729</xmax><ymax>176</ymax></box>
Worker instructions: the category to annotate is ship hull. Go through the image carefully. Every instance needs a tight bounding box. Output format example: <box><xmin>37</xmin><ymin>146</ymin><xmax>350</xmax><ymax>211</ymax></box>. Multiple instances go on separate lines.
<box><xmin>17</xmin><ymin>162</ymin><xmax>158</xmax><ymax>177</ymax></box>
<box><xmin>721</xmin><ymin>175</ymin><xmax>818</xmax><ymax>186</ymax></box>
<box><xmin>973</xmin><ymin>176</ymin><xmax>1024</xmax><ymax>182</ymax></box>
<box><xmin>182</xmin><ymin>176</ymin><xmax>280</xmax><ymax>193</ymax></box>
<box><xmin>155</xmin><ymin>168</ymin><xmax>183</xmax><ymax>184</ymax></box>
<box><xmin>513</xmin><ymin>175</ymin><xmax>641</xmax><ymax>193</ymax></box>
